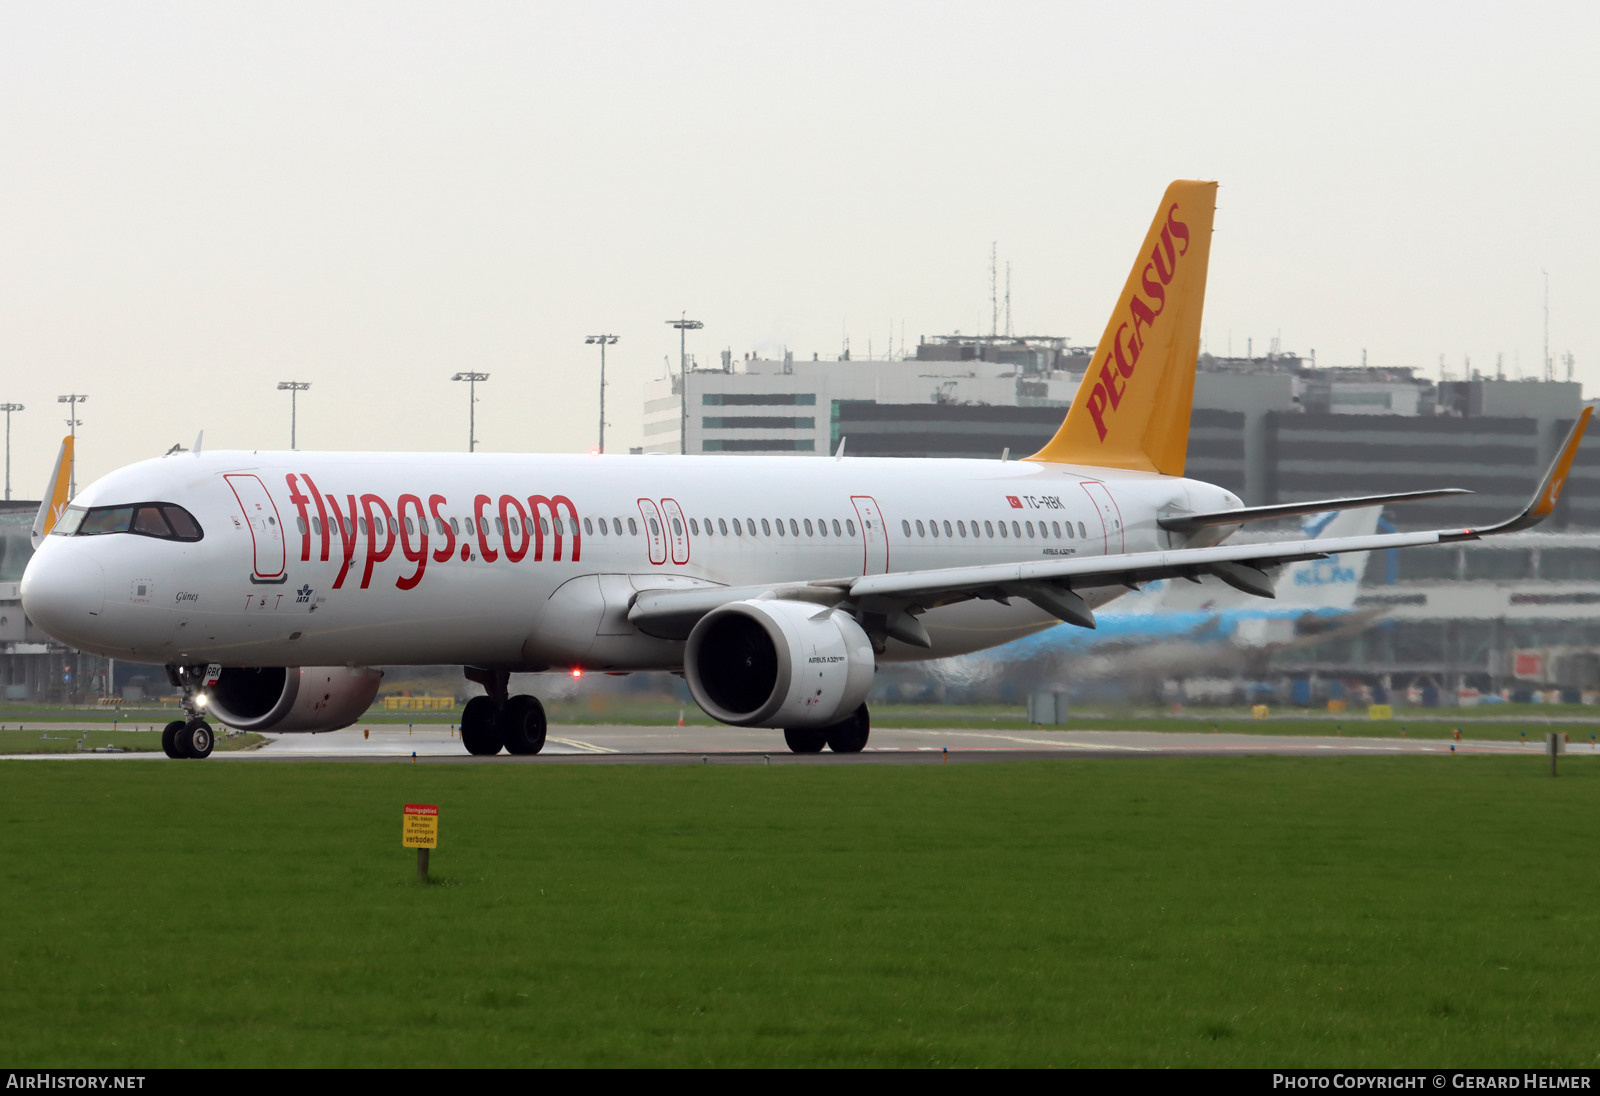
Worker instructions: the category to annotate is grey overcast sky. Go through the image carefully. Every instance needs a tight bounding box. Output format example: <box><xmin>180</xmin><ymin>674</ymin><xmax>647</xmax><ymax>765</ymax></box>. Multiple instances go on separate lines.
<box><xmin>3</xmin><ymin>1</ymin><xmax>1597</xmax><ymax>493</ymax></box>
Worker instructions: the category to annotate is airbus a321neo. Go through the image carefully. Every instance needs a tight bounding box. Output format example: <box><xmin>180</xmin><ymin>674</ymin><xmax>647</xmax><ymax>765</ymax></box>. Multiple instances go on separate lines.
<box><xmin>20</xmin><ymin>181</ymin><xmax>1590</xmax><ymax>758</ymax></box>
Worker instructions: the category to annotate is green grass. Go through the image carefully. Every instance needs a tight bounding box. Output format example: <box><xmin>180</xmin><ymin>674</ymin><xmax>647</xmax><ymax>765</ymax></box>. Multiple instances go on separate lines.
<box><xmin>2</xmin><ymin>756</ymin><xmax>1598</xmax><ymax>1066</ymax></box>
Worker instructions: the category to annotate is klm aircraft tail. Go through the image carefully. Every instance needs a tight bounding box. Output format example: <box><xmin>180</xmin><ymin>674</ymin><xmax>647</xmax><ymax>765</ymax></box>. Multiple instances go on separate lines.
<box><xmin>1281</xmin><ymin>508</ymin><xmax>1383</xmax><ymax>612</ymax></box>
<box><xmin>1028</xmin><ymin>180</ymin><xmax>1217</xmax><ymax>475</ymax></box>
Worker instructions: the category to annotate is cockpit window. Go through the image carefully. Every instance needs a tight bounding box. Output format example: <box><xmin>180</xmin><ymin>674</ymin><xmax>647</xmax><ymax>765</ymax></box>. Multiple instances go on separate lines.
<box><xmin>164</xmin><ymin>507</ymin><xmax>201</xmax><ymax>540</ymax></box>
<box><xmin>79</xmin><ymin>506</ymin><xmax>134</xmax><ymax>535</ymax></box>
<box><xmin>55</xmin><ymin>502</ymin><xmax>204</xmax><ymax>542</ymax></box>
<box><xmin>132</xmin><ymin>507</ymin><xmax>172</xmax><ymax>537</ymax></box>
<box><xmin>52</xmin><ymin>506</ymin><xmax>87</xmax><ymax>537</ymax></box>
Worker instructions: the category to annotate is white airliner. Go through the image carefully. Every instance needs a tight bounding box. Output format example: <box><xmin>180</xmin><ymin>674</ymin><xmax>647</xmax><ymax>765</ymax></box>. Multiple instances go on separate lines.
<box><xmin>19</xmin><ymin>181</ymin><xmax>1590</xmax><ymax>759</ymax></box>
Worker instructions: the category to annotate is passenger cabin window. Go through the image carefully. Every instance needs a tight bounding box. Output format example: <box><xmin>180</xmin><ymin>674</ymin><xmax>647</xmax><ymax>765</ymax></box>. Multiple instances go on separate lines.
<box><xmin>56</xmin><ymin>502</ymin><xmax>204</xmax><ymax>542</ymax></box>
<box><xmin>719</xmin><ymin>518</ymin><xmax>729</xmax><ymax>536</ymax></box>
<box><xmin>845</xmin><ymin>520</ymin><xmax>856</xmax><ymax>536</ymax></box>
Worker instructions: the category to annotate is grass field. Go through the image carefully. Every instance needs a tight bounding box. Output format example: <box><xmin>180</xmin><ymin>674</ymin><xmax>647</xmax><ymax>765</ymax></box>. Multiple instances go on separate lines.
<box><xmin>2</xmin><ymin>755</ymin><xmax>1598</xmax><ymax>1067</ymax></box>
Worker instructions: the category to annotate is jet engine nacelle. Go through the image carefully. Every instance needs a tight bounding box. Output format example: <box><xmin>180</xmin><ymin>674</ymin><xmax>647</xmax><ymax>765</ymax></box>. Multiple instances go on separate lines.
<box><xmin>684</xmin><ymin>599</ymin><xmax>875</xmax><ymax>729</ymax></box>
<box><xmin>204</xmin><ymin>666</ymin><xmax>384</xmax><ymax>732</ymax></box>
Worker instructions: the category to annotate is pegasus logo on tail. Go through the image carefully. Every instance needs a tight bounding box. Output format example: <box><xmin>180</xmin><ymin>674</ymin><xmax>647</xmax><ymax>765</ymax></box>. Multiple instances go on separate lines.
<box><xmin>1085</xmin><ymin>203</ymin><xmax>1193</xmax><ymax>441</ymax></box>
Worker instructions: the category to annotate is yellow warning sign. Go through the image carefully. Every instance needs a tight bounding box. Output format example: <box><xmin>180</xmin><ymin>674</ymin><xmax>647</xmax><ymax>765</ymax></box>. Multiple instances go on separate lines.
<box><xmin>403</xmin><ymin>803</ymin><xmax>438</xmax><ymax>849</ymax></box>
<box><xmin>1368</xmin><ymin>704</ymin><xmax>1394</xmax><ymax>720</ymax></box>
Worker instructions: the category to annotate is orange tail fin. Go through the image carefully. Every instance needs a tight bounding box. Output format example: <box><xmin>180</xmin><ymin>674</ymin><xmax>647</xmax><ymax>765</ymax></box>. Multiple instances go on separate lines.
<box><xmin>30</xmin><ymin>436</ymin><xmax>74</xmax><ymax>547</ymax></box>
<box><xmin>1028</xmin><ymin>180</ymin><xmax>1217</xmax><ymax>474</ymax></box>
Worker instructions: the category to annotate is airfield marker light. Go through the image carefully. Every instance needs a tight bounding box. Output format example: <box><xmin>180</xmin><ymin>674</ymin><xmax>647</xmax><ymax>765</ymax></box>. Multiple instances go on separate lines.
<box><xmin>364</xmin><ymin>727</ymin><xmax>369</xmax><ymax>741</ymax></box>
<box><xmin>571</xmin><ymin>668</ymin><xmax>582</xmax><ymax>679</ymax></box>
<box><xmin>942</xmin><ymin>747</ymin><xmax>948</xmax><ymax>764</ymax></box>
<box><xmin>1450</xmin><ymin>744</ymin><xmax>1456</xmax><ymax>754</ymax></box>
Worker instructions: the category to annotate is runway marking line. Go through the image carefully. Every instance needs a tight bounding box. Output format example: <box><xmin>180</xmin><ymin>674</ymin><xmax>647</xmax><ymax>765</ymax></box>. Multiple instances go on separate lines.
<box><xmin>548</xmin><ymin>737</ymin><xmax>618</xmax><ymax>754</ymax></box>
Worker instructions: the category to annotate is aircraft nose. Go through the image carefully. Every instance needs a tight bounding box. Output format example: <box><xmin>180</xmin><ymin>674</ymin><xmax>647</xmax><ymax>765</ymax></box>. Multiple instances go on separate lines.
<box><xmin>20</xmin><ymin>543</ymin><xmax>107</xmax><ymax>644</ymax></box>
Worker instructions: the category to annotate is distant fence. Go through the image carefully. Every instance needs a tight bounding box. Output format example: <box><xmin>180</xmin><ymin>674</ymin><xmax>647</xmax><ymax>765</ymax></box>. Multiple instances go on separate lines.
<box><xmin>380</xmin><ymin>696</ymin><xmax>457</xmax><ymax>712</ymax></box>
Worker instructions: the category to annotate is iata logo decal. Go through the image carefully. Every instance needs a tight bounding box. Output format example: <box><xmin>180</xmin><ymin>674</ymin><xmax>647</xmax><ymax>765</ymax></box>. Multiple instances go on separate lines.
<box><xmin>295</xmin><ymin>584</ymin><xmax>314</xmax><ymax>604</ymax></box>
<box><xmin>284</xmin><ymin>474</ymin><xmax>582</xmax><ymax>594</ymax></box>
<box><xmin>1084</xmin><ymin>202</ymin><xmax>1192</xmax><ymax>441</ymax></box>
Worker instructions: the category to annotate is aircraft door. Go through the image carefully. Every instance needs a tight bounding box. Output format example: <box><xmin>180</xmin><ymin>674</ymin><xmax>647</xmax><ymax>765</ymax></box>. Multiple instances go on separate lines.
<box><xmin>850</xmin><ymin>495</ymin><xmax>889</xmax><ymax>575</ymax></box>
<box><xmin>1079</xmin><ymin>481</ymin><xmax>1124</xmax><ymax>554</ymax></box>
<box><xmin>637</xmin><ymin>499</ymin><xmax>667</xmax><ymax>566</ymax></box>
<box><xmin>224</xmin><ymin>473</ymin><xmax>287</xmax><ymax>583</ymax></box>
<box><xmin>660</xmin><ymin>498</ymin><xmax>690</xmax><ymax>564</ymax></box>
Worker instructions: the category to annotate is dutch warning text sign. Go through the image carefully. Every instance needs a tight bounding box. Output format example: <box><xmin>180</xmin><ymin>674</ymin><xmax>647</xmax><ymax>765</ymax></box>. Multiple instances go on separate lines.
<box><xmin>403</xmin><ymin>803</ymin><xmax>439</xmax><ymax>849</ymax></box>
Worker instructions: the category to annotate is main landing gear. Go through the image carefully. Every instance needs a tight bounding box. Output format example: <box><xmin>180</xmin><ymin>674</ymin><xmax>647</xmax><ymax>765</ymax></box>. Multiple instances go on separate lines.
<box><xmin>161</xmin><ymin>664</ymin><xmax>217</xmax><ymax>760</ymax></box>
<box><xmin>784</xmin><ymin>704</ymin><xmax>870</xmax><ymax>755</ymax></box>
<box><xmin>459</xmin><ymin>668</ymin><xmax>547</xmax><ymax>757</ymax></box>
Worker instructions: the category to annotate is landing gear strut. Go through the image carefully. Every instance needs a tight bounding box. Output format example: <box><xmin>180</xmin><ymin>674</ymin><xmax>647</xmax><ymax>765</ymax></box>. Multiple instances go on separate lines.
<box><xmin>784</xmin><ymin>704</ymin><xmax>870</xmax><ymax>755</ymax></box>
<box><xmin>162</xmin><ymin>664</ymin><xmax>217</xmax><ymax>760</ymax></box>
<box><xmin>460</xmin><ymin>667</ymin><xmax>546</xmax><ymax>757</ymax></box>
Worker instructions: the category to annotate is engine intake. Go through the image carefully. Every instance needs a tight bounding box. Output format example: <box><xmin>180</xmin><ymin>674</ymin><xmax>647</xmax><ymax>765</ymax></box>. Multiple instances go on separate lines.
<box><xmin>205</xmin><ymin>666</ymin><xmax>384</xmax><ymax>732</ymax></box>
<box><xmin>685</xmin><ymin>599</ymin><xmax>874</xmax><ymax>728</ymax></box>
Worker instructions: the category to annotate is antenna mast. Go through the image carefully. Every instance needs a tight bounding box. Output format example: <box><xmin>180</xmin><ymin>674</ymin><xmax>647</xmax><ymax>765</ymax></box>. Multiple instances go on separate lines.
<box><xmin>1005</xmin><ymin>261</ymin><xmax>1012</xmax><ymax>338</ymax></box>
<box><xmin>990</xmin><ymin>242</ymin><xmax>998</xmax><ymax>338</ymax></box>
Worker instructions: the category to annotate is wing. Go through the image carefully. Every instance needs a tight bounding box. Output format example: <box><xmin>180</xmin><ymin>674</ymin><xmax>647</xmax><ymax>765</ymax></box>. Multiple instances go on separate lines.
<box><xmin>631</xmin><ymin>407</ymin><xmax>1591</xmax><ymax>645</ymax></box>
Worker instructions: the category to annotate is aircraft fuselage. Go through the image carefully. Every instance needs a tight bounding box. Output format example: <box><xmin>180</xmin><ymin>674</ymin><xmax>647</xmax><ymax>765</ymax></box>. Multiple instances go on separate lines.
<box><xmin>21</xmin><ymin>449</ymin><xmax>1238</xmax><ymax>669</ymax></box>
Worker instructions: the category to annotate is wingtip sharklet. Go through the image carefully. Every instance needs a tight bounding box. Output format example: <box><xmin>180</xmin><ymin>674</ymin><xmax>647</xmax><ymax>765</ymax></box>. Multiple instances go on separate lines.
<box><xmin>1443</xmin><ymin>404</ymin><xmax>1592</xmax><ymax>540</ymax></box>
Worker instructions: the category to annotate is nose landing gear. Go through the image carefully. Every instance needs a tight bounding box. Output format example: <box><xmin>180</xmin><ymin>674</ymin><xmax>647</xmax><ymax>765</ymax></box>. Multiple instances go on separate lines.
<box><xmin>460</xmin><ymin>667</ymin><xmax>547</xmax><ymax>756</ymax></box>
<box><xmin>162</xmin><ymin>664</ymin><xmax>217</xmax><ymax>760</ymax></box>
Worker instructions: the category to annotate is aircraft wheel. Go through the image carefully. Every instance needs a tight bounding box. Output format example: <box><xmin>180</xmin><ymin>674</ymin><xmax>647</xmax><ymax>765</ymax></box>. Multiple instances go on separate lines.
<box><xmin>783</xmin><ymin>727</ymin><xmax>827</xmax><ymax>754</ymax></box>
<box><xmin>502</xmin><ymin>694</ymin><xmax>547</xmax><ymax>756</ymax></box>
<box><xmin>182</xmin><ymin>719</ymin><xmax>215</xmax><ymax>759</ymax></box>
<box><xmin>824</xmin><ymin>705</ymin><xmax>870</xmax><ymax>754</ymax></box>
<box><xmin>460</xmin><ymin>695</ymin><xmax>504</xmax><ymax>756</ymax></box>
<box><xmin>162</xmin><ymin>719</ymin><xmax>188</xmax><ymax>759</ymax></box>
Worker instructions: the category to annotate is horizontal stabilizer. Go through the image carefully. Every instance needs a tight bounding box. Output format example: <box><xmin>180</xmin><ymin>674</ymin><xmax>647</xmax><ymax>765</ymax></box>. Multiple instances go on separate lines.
<box><xmin>1159</xmin><ymin>489</ymin><xmax>1472</xmax><ymax>534</ymax></box>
